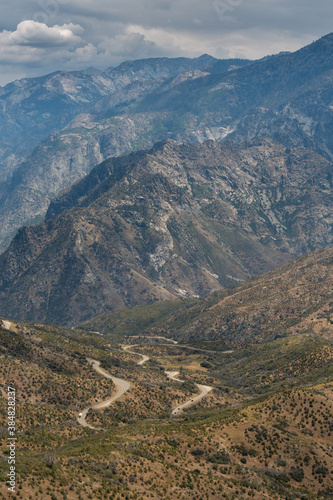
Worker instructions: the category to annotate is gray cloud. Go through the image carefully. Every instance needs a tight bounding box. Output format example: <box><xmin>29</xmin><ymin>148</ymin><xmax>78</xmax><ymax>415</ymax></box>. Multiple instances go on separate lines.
<box><xmin>0</xmin><ymin>0</ymin><xmax>332</xmax><ymax>85</ymax></box>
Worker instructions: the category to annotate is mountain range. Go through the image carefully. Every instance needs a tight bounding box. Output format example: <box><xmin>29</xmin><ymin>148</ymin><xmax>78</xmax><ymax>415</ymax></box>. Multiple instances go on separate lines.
<box><xmin>0</xmin><ymin>33</ymin><xmax>333</xmax><ymax>500</ymax></box>
<box><xmin>0</xmin><ymin>137</ymin><xmax>332</xmax><ymax>326</ymax></box>
<box><xmin>1</xmin><ymin>33</ymin><xmax>333</xmax><ymax>251</ymax></box>
<box><xmin>0</xmin><ymin>55</ymin><xmax>248</xmax><ymax>249</ymax></box>
<box><xmin>0</xmin><ymin>33</ymin><xmax>333</xmax><ymax>326</ymax></box>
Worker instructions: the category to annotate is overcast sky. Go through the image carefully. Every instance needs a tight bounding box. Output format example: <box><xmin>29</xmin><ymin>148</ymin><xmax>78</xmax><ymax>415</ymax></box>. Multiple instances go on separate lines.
<box><xmin>0</xmin><ymin>0</ymin><xmax>331</xmax><ymax>86</ymax></box>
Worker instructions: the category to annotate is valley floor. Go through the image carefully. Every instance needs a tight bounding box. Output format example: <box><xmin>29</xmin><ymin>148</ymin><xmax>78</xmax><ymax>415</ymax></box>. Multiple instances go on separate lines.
<box><xmin>0</xmin><ymin>320</ymin><xmax>332</xmax><ymax>499</ymax></box>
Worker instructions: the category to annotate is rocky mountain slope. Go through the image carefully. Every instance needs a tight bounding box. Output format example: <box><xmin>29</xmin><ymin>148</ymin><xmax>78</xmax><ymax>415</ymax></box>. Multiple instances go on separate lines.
<box><xmin>135</xmin><ymin>33</ymin><xmax>333</xmax><ymax>158</ymax></box>
<box><xmin>0</xmin><ymin>138</ymin><xmax>332</xmax><ymax>326</ymax></box>
<box><xmin>0</xmin><ymin>56</ymin><xmax>250</xmax><ymax>250</ymax></box>
<box><xmin>0</xmin><ymin>54</ymin><xmax>226</xmax><ymax>179</ymax></box>
<box><xmin>1</xmin><ymin>33</ymin><xmax>332</xmax><ymax>251</ymax></box>
<box><xmin>81</xmin><ymin>246</ymin><xmax>333</xmax><ymax>350</ymax></box>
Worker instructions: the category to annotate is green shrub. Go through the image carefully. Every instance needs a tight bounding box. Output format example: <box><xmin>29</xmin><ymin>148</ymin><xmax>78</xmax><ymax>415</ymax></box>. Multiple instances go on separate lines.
<box><xmin>207</xmin><ymin>452</ymin><xmax>231</xmax><ymax>465</ymax></box>
<box><xmin>289</xmin><ymin>467</ymin><xmax>304</xmax><ymax>482</ymax></box>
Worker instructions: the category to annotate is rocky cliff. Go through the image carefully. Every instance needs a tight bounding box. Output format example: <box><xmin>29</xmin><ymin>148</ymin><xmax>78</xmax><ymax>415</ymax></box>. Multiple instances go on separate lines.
<box><xmin>0</xmin><ymin>138</ymin><xmax>332</xmax><ymax>326</ymax></box>
<box><xmin>1</xmin><ymin>34</ymin><xmax>332</xmax><ymax>251</ymax></box>
<box><xmin>0</xmin><ymin>55</ymin><xmax>249</xmax><ymax>250</ymax></box>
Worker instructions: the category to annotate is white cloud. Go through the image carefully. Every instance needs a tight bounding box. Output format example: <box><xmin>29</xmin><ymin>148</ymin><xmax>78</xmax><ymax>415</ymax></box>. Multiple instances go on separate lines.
<box><xmin>0</xmin><ymin>21</ymin><xmax>83</xmax><ymax>48</ymax></box>
<box><xmin>0</xmin><ymin>45</ymin><xmax>40</xmax><ymax>65</ymax></box>
<box><xmin>0</xmin><ymin>21</ymin><xmax>87</xmax><ymax>76</ymax></box>
<box><xmin>0</xmin><ymin>20</ymin><xmax>166</xmax><ymax>84</ymax></box>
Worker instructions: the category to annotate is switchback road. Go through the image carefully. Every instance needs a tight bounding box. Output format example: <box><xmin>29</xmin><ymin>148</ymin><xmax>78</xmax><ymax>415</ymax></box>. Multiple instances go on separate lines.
<box><xmin>78</xmin><ymin>339</ymin><xmax>217</xmax><ymax>429</ymax></box>
<box><xmin>77</xmin><ymin>358</ymin><xmax>130</xmax><ymax>430</ymax></box>
<box><xmin>165</xmin><ymin>370</ymin><xmax>213</xmax><ymax>416</ymax></box>
<box><xmin>122</xmin><ymin>345</ymin><xmax>150</xmax><ymax>365</ymax></box>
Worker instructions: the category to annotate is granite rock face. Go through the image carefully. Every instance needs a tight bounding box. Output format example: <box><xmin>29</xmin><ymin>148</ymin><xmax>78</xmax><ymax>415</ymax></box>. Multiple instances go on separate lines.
<box><xmin>0</xmin><ymin>138</ymin><xmax>332</xmax><ymax>326</ymax></box>
<box><xmin>1</xmin><ymin>34</ymin><xmax>333</xmax><ymax>250</ymax></box>
<box><xmin>0</xmin><ymin>56</ymin><xmax>249</xmax><ymax>250</ymax></box>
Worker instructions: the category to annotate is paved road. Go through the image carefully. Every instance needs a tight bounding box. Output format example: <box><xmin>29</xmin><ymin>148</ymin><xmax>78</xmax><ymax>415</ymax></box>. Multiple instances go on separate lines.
<box><xmin>78</xmin><ymin>342</ymin><xmax>215</xmax><ymax>428</ymax></box>
<box><xmin>122</xmin><ymin>345</ymin><xmax>150</xmax><ymax>366</ymax></box>
<box><xmin>77</xmin><ymin>358</ymin><xmax>131</xmax><ymax>430</ymax></box>
<box><xmin>165</xmin><ymin>371</ymin><xmax>184</xmax><ymax>383</ymax></box>
<box><xmin>125</xmin><ymin>336</ymin><xmax>234</xmax><ymax>356</ymax></box>
<box><xmin>159</xmin><ymin>344</ymin><xmax>233</xmax><ymax>354</ymax></box>
<box><xmin>171</xmin><ymin>383</ymin><xmax>213</xmax><ymax>416</ymax></box>
<box><xmin>125</xmin><ymin>335</ymin><xmax>234</xmax><ymax>356</ymax></box>
<box><xmin>87</xmin><ymin>330</ymin><xmax>104</xmax><ymax>336</ymax></box>
<box><xmin>165</xmin><ymin>370</ymin><xmax>213</xmax><ymax>417</ymax></box>
<box><xmin>126</xmin><ymin>335</ymin><xmax>178</xmax><ymax>344</ymax></box>
<box><xmin>124</xmin><ymin>347</ymin><xmax>215</xmax><ymax>417</ymax></box>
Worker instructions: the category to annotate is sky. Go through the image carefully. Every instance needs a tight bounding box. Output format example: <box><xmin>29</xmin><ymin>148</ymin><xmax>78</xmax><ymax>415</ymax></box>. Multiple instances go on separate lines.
<box><xmin>0</xmin><ymin>0</ymin><xmax>332</xmax><ymax>86</ymax></box>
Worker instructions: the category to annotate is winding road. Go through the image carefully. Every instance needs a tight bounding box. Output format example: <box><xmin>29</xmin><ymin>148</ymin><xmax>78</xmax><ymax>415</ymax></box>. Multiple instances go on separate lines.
<box><xmin>123</xmin><ymin>345</ymin><xmax>214</xmax><ymax>416</ymax></box>
<box><xmin>77</xmin><ymin>339</ymin><xmax>215</xmax><ymax>429</ymax></box>
<box><xmin>127</xmin><ymin>335</ymin><xmax>178</xmax><ymax>345</ymax></box>
<box><xmin>122</xmin><ymin>345</ymin><xmax>150</xmax><ymax>365</ymax></box>
<box><xmin>165</xmin><ymin>371</ymin><xmax>213</xmax><ymax>416</ymax></box>
<box><xmin>77</xmin><ymin>358</ymin><xmax>131</xmax><ymax>430</ymax></box>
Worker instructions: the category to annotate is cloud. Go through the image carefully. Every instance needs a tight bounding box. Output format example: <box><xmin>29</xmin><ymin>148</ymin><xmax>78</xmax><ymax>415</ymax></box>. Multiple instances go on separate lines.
<box><xmin>124</xmin><ymin>24</ymin><xmax>313</xmax><ymax>61</ymax></box>
<box><xmin>0</xmin><ymin>20</ymin><xmax>86</xmax><ymax>71</ymax></box>
<box><xmin>0</xmin><ymin>21</ymin><xmax>83</xmax><ymax>48</ymax></box>
<box><xmin>0</xmin><ymin>19</ymin><xmax>165</xmax><ymax>84</ymax></box>
<box><xmin>71</xmin><ymin>43</ymin><xmax>98</xmax><ymax>63</ymax></box>
<box><xmin>0</xmin><ymin>0</ymin><xmax>331</xmax><ymax>85</ymax></box>
<box><xmin>0</xmin><ymin>21</ymin><xmax>87</xmax><ymax>80</ymax></box>
<box><xmin>96</xmin><ymin>31</ymin><xmax>162</xmax><ymax>61</ymax></box>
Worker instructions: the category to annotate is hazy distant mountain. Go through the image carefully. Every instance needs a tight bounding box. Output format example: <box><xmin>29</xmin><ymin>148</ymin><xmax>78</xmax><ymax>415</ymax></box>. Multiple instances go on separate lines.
<box><xmin>1</xmin><ymin>34</ymin><xmax>333</xmax><ymax>251</ymax></box>
<box><xmin>0</xmin><ymin>54</ymin><xmax>227</xmax><ymax>180</ymax></box>
<box><xmin>0</xmin><ymin>55</ymin><xmax>250</xmax><ymax>250</ymax></box>
<box><xmin>0</xmin><ymin>138</ymin><xmax>332</xmax><ymax>326</ymax></box>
